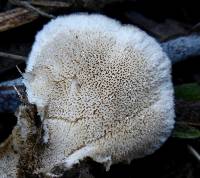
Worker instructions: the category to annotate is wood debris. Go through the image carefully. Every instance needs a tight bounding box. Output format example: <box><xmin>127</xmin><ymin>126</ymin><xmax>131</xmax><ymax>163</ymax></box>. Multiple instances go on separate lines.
<box><xmin>0</xmin><ymin>8</ymin><xmax>38</xmax><ymax>32</ymax></box>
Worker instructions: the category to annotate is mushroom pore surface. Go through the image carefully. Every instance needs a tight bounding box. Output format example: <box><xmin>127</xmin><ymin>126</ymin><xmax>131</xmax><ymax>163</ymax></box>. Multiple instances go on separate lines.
<box><xmin>23</xmin><ymin>14</ymin><xmax>175</xmax><ymax>169</ymax></box>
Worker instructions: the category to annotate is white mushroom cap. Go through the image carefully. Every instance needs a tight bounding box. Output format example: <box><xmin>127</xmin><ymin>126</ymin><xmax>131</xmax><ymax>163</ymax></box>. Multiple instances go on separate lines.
<box><xmin>23</xmin><ymin>14</ymin><xmax>175</xmax><ymax>170</ymax></box>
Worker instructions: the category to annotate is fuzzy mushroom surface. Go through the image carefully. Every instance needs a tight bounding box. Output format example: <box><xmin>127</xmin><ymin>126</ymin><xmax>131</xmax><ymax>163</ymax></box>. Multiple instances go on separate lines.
<box><xmin>23</xmin><ymin>14</ymin><xmax>175</xmax><ymax>171</ymax></box>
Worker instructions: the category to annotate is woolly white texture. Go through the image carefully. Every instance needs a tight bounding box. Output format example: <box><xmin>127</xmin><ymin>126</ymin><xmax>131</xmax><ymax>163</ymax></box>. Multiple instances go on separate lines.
<box><xmin>23</xmin><ymin>14</ymin><xmax>175</xmax><ymax>170</ymax></box>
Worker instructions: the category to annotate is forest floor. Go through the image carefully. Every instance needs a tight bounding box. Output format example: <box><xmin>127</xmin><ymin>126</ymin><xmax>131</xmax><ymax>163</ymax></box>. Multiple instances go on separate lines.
<box><xmin>0</xmin><ymin>0</ymin><xmax>200</xmax><ymax>178</ymax></box>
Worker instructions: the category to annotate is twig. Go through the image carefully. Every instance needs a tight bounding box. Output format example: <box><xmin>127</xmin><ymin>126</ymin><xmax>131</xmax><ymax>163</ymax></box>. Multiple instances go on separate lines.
<box><xmin>0</xmin><ymin>78</ymin><xmax>23</xmax><ymax>112</ymax></box>
<box><xmin>30</xmin><ymin>0</ymin><xmax>71</xmax><ymax>8</ymax></box>
<box><xmin>13</xmin><ymin>85</ymin><xmax>23</xmax><ymax>100</ymax></box>
<box><xmin>176</xmin><ymin>121</ymin><xmax>200</xmax><ymax>127</ymax></box>
<box><xmin>191</xmin><ymin>22</ymin><xmax>200</xmax><ymax>32</ymax></box>
<box><xmin>9</xmin><ymin>0</ymin><xmax>55</xmax><ymax>19</ymax></box>
<box><xmin>187</xmin><ymin>145</ymin><xmax>200</xmax><ymax>162</ymax></box>
<box><xmin>0</xmin><ymin>51</ymin><xmax>26</xmax><ymax>61</ymax></box>
<box><xmin>0</xmin><ymin>7</ymin><xmax>38</xmax><ymax>32</ymax></box>
<box><xmin>16</xmin><ymin>65</ymin><xmax>23</xmax><ymax>76</ymax></box>
<box><xmin>161</xmin><ymin>35</ymin><xmax>200</xmax><ymax>63</ymax></box>
<box><xmin>0</xmin><ymin>78</ymin><xmax>23</xmax><ymax>87</ymax></box>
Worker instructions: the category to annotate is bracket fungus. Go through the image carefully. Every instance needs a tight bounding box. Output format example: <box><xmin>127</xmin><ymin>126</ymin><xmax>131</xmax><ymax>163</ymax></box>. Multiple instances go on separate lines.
<box><xmin>0</xmin><ymin>13</ymin><xmax>175</xmax><ymax>176</ymax></box>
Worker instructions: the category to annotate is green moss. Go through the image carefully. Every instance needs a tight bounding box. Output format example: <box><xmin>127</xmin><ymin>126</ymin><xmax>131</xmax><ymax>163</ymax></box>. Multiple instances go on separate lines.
<box><xmin>175</xmin><ymin>83</ymin><xmax>200</xmax><ymax>101</ymax></box>
<box><xmin>172</xmin><ymin>124</ymin><xmax>200</xmax><ymax>139</ymax></box>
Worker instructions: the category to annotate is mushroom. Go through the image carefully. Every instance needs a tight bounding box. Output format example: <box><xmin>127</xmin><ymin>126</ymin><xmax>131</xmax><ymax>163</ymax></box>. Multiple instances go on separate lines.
<box><xmin>1</xmin><ymin>13</ymin><xmax>175</xmax><ymax>177</ymax></box>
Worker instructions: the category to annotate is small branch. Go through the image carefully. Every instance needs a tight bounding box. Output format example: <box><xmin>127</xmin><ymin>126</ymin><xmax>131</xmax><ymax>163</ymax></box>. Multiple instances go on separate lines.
<box><xmin>0</xmin><ymin>78</ymin><xmax>23</xmax><ymax>89</ymax></box>
<box><xmin>13</xmin><ymin>85</ymin><xmax>23</xmax><ymax>100</ymax></box>
<box><xmin>0</xmin><ymin>7</ymin><xmax>38</xmax><ymax>32</ymax></box>
<box><xmin>191</xmin><ymin>22</ymin><xmax>200</xmax><ymax>32</ymax></box>
<box><xmin>30</xmin><ymin>0</ymin><xmax>71</xmax><ymax>8</ymax></box>
<box><xmin>0</xmin><ymin>51</ymin><xmax>26</xmax><ymax>61</ymax></box>
<box><xmin>187</xmin><ymin>145</ymin><xmax>200</xmax><ymax>162</ymax></box>
<box><xmin>161</xmin><ymin>35</ymin><xmax>200</xmax><ymax>63</ymax></box>
<box><xmin>16</xmin><ymin>65</ymin><xmax>23</xmax><ymax>76</ymax></box>
<box><xmin>176</xmin><ymin>121</ymin><xmax>200</xmax><ymax>127</ymax></box>
<box><xmin>0</xmin><ymin>78</ymin><xmax>23</xmax><ymax>112</ymax></box>
<box><xmin>9</xmin><ymin>0</ymin><xmax>55</xmax><ymax>19</ymax></box>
